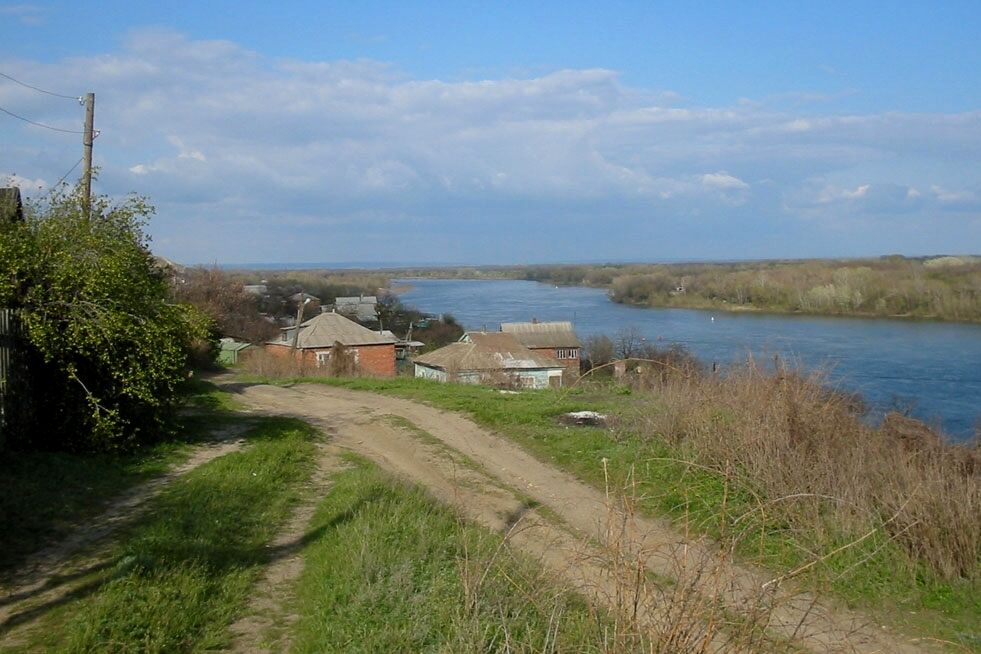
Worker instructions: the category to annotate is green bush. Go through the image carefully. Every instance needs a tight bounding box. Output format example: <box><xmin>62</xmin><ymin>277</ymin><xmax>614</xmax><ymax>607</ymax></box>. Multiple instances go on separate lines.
<box><xmin>0</xmin><ymin>186</ymin><xmax>215</xmax><ymax>451</ymax></box>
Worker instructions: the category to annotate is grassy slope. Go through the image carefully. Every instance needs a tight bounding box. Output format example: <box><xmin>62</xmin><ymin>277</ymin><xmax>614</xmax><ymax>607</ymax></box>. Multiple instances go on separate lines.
<box><xmin>0</xmin><ymin>380</ymin><xmax>241</xmax><ymax>580</ymax></box>
<box><xmin>293</xmin><ymin>454</ymin><xmax>609</xmax><ymax>653</ymax></box>
<box><xmin>9</xmin><ymin>416</ymin><xmax>317</xmax><ymax>653</ymax></box>
<box><xmin>299</xmin><ymin>376</ymin><xmax>979</xmax><ymax>649</ymax></box>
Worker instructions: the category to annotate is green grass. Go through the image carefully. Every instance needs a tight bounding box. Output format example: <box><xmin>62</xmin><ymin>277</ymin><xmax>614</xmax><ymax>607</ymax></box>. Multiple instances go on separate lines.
<box><xmin>6</xmin><ymin>416</ymin><xmax>317</xmax><ymax>653</ymax></box>
<box><xmin>0</xmin><ymin>379</ymin><xmax>238</xmax><ymax>579</ymax></box>
<box><xmin>292</xmin><ymin>454</ymin><xmax>613</xmax><ymax>653</ymax></box>
<box><xmin>291</xmin><ymin>375</ymin><xmax>979</xmax><ymax>649</ymax></box>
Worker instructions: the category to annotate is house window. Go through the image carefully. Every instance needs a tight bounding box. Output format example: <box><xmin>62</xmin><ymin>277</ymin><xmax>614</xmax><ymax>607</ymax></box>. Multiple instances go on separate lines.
<box><xmin>316</xmin><ymin>351</ymin><xmax>331</xmax><ymax>366</ymax></box>
<box><xmin>556</xmin><ymin>348</ymin><xmax>578</xmax><ymax>360</ymax></box>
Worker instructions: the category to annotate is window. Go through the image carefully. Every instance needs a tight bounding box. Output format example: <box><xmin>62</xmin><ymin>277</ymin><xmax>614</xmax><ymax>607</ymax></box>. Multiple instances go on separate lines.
<box><xmin>556</xmin><ymin>348</ymin><xmax>578</xmax><ymax>360</ymax></box>
<box><xmin>316</xmin><ymin>351</ymin><xmax>331</xmax><ymax>366</ymax></box>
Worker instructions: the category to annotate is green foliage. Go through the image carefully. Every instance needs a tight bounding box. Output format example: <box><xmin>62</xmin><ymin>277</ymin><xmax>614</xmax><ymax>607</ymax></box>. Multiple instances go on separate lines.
<box><xmin>0</xmin><ymin>186</ymin><xmax>215</xmax><ymax>451</ymax></box>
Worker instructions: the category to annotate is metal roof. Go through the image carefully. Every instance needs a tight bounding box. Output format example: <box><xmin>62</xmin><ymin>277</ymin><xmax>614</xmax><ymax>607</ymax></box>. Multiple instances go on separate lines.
<box><xmin>269</xmin><ymin>311</ymin><xmax>394</xmax><ymax>348</ymax></box>
<box><xmin>500</xmin><ymin>321</ymin><xmax>582</xmax><ymax>348</ymax></box>
<box><xmin>414</xmin><ymin>332</ymin><xmax>562</xmax><ymax>372</ymax></box>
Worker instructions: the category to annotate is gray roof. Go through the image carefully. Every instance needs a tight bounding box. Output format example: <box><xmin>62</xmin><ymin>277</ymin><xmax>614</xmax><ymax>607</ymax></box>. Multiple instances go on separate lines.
<box><xmin>500</xmin><ymin>321</ymin><xmax>581</xmax><ymax>348</ymax></box>
<box><xmin>414</xmin><ymin>332</ymin><xmax>562</xmax><ymax>372</ymax></box>
<box><xmin>335</xmin><ymin>295</ymin><xmax>377</xmax><ymax>305</ymax></box>
<box><xmin>269</xmin><ymin>311</ymin><xmax>395</xmax><ymax>348</ymax></box>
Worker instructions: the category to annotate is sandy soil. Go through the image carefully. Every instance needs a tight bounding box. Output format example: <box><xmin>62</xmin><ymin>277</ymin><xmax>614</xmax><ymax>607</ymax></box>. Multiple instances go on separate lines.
<box><xmin>218</xmin><ymin>379</ymin><xmax>934</xmax><ymax>654</ymax></box>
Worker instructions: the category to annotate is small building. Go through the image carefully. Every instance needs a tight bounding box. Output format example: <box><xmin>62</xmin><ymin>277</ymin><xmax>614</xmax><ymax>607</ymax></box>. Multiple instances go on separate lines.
<box><xmin>218</xmin><ymin>338</ymin><xmax>255</xmax><ymax>366</ymax></box>
<box><xmin>266</xmin><ymin>311</ymin><xmax>396</xmax><ymax>377</ymax></box>
<box><xmin>380</xmin><ymin>330</ymin><xmax>425</xmax><ymax>360</ymax></box>
<box><xmin>414</xmin><ymin>332</ymin><xmax>565</xmax><ymax>389</ymax></box>
<box><xmin>0</xmin><ymin>187</ymin><xmax>24</xmax><ymax>223</ymax></box>
<box><xmin>500</xmin><ymin>320</ymin><xmax>582</xmax><ymax>380</ymax></box>
<box><xmin>333</xmin><ymin>295</ymin><xmax>378</xmax><ymax>322</ymax></box>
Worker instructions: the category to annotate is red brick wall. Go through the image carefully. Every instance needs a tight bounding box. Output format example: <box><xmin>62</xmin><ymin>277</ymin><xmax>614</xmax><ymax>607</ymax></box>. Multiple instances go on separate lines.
<box><xmin>531</xmin><ymin>347</ymin><xmax>580</xmax><ymax>380</ymax></box>
<box><xmin>264</xmin><ymin>343</ymin><xmax>396</xmax><ymax>378</ymax></box>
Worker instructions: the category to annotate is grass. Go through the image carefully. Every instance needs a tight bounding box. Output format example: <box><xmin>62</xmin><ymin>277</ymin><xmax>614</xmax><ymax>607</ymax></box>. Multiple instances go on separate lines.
<box><xmin>6</xmin><ymin>415</ymin><xmax>317</xmax><ymax>653</ymax></box>
<box><xmin>0</xmin><ymin>378</ymin><xmax>236</xmax><ymax>579</ymax></box>
<box><xmin>286</xmin><ymin>373</ymin><xmax>979</xmax><ymax>649</ymax></box>
<box><xmin>292</xmin><ymin>453</ymin><xmax>614</xmax><ymax>653</ymax></box>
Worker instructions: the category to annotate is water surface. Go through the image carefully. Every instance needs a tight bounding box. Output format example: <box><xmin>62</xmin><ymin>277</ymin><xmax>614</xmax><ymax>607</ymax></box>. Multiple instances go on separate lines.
<box><xmin>398</xmin><ymin>278</ymin><xmax>981</xmax><ymax>441</ymax></box>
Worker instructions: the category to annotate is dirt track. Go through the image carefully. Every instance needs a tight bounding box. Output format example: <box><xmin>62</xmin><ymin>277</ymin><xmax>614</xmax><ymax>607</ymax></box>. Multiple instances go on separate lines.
<box><xmin>221</xmin><ymin>379</ymin><xmax>932</xmax><ymax>654</ymax></box>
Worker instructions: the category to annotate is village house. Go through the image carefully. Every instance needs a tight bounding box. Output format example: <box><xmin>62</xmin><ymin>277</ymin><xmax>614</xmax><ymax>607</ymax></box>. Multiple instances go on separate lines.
<box><xmin>414</xmin><ymin>331</ymin><xmax>565</xmax><ymax>389</ymax></box>
<box><xmin>500</xmin><ymin>320</ymin><xmax>581</xmax><ymax>380</ymax></box>
<box><xmin>266</xmin><ymin>311</ymin><xmax>396</xmax><ymax>377</ymax></box>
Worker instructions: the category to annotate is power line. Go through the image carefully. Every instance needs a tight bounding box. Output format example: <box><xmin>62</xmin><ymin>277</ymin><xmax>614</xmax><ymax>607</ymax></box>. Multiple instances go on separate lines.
<box><xmin>52</xmin><ymin>157</ymin><xmax>84</xmax><ymax>189</ymax></box>
<box><xmin>0</xmin><ymin>104</ymin><xmax>84</xmax><ymax>134</ymax></box>
<box><xmin>0</xmin><ymin>71</ymin><xmax>79</xmax><ymax>100</ymax></box>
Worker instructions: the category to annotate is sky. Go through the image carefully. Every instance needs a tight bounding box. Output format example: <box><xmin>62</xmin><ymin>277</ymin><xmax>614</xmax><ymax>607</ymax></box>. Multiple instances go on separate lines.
<box><xmin>1</xmin><ymin>1</ymin><xmax>979</xmax><ymax>265</ymax></box>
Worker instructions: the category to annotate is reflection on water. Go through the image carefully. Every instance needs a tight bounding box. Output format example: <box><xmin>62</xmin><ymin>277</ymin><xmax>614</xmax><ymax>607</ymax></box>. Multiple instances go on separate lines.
<box><xmin>398</xmin><ymin>278</ymin><xmax>981</xmax><ymax>441</ymax></box>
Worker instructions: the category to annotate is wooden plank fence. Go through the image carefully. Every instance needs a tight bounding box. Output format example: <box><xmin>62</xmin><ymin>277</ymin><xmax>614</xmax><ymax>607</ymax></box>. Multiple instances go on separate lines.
<box><xmin>0</xmin><ymin>308</ymin><xmax>23</xmax><ymax>437</ymax></box>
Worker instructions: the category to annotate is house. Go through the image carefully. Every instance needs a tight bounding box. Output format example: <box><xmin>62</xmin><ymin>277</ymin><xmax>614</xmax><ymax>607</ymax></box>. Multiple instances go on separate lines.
<box><xmin>500</xmin><ymin>320</ymin><xmax>581</xmax><ymax>379</ymax></box>
<box><xmin>243</xmin><ymin>284</ymin><xmax>268</xmax><ymax>296</ymax></box>
<box><xmin>333</xmin><ymin>295</ymin><xmax>378</xmax><ymax>322</ymax></box>
<box><xmin>414</xmin><ymin>332</ymin><xmax>565</xmax><ymax>389</ymax></box>
<box><xmin>266</xmin><ymin>311</ymin><xmax>396</xmax><ymax>377</ymax></box>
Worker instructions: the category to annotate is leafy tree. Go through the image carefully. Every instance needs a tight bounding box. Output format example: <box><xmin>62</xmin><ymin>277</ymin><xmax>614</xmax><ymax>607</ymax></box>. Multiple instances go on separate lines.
<box><xmin>0</xmin><ymin>186</ymin><xmax>214</xmax><ymax>451</ymax></box>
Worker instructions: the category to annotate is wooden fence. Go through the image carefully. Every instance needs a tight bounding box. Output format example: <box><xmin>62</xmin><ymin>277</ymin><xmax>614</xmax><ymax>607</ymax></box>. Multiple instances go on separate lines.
<box><xmin>0</xmin><ymin>308</ymin><xmax>22</xmax><ymax>438</ymax></box>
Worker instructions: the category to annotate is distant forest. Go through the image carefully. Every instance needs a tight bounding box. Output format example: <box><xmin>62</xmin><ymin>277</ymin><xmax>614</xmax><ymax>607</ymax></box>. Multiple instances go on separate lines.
<box><xmin>390</xmin><ymin>256</ymin><xmax>981</xmax><ymax>323</ymax></box>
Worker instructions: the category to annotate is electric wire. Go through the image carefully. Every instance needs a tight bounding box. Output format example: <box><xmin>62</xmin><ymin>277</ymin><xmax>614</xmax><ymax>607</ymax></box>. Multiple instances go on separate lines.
<box><xmin>52</xmin><ymin>157</ymin><xmax>84</xmax><ymax>189</ymax></box>
<box><xmin>0</xmin><ymin>104</ymin><xmax>84</xmax><ymax>134</ymax></box>
<box><xmin>0</xmin><ymin>71</ymin><xmax>79</xmax><ymax>100</ymax></box>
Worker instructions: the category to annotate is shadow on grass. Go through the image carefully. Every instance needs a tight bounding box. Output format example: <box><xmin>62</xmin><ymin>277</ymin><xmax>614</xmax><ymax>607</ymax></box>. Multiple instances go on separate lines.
<box><xmin>0</xmin><ymin>380</ymin><xmax>248</xmax><ymax>585</ymax></box>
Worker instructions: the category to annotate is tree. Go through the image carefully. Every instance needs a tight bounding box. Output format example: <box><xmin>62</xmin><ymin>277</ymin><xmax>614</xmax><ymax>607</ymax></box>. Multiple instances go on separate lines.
<box><xmin>170</xmin><ymin>266</ymin><xmax>277</xmax><ymax>344</ymax></box>
<box><xmin>0</xmin><ymin>185</ymin><xmax>214</xmax><ymax>451</ymax></box>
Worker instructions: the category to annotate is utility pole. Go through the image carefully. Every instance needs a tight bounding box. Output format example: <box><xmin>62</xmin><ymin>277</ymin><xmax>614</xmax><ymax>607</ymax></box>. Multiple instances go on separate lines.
<box><xmin>81</xmin><ymin>92</ymin><xmax>95</xmax><ymax>217</ymax></box>
<box><xmin>291</xmin><ymin>298</ymin><xmax>311</xmax><ymax>354</ymax></box>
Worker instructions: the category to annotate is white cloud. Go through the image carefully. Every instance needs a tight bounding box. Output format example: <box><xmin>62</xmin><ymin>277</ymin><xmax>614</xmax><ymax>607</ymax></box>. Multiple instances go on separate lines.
<box><xmin>2</xmin><ymin>30</ymin><xmax>979</xmax><ymax>262</ymax></box>
<box><xmin>701</xmin><ymin>172</ymin><xmax>749</xmax><ymax>190</ymax></box>
<box><xmin>2</xmin><ymin>172</ymin><xmax>47</xmax><ymax>189</ymax></box>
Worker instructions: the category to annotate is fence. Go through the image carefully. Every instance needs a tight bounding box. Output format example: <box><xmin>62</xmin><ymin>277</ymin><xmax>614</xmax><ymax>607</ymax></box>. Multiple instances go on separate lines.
<box><xmin>0</xmin><ymin>308</ymin><xmax>23</xmax><ymax>441</ymax></box>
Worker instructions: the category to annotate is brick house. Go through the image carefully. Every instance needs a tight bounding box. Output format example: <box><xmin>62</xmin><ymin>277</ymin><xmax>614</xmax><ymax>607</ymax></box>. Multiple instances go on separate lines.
<box><xmin>500</xmin><ymin>321</ymin><xmax>582</xmax><ymax>380</ymax></box>
<box><xmin>266</xmin><ymin>311</ymin><xmax>396</xmax><ymax>377</ymax></box>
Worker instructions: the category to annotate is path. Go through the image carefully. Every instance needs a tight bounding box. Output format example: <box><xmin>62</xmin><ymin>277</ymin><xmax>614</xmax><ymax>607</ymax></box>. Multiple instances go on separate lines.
<box><xmin>220</xmin><ymin>380</ymin><xmax>934</xmax><ymax>654</ymax></box>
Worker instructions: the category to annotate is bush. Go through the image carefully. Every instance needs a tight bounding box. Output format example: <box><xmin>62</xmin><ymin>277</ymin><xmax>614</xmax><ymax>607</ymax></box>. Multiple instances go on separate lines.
<box><xmin>0</xmin><ymin>186</ymin><xmax>214</xmax><ymax>451</ymax></box>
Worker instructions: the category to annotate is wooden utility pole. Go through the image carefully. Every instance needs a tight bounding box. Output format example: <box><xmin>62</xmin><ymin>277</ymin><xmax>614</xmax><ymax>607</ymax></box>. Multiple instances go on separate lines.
<box><xmin>81</xmin><ymin>92</ymin><xmax>95</xmax><ymax>216</ymax></box>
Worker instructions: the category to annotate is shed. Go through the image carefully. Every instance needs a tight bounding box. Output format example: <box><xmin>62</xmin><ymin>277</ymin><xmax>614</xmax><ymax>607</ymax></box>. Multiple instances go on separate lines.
<box><xmin>218</xmin><ymin>338</ymin><xmax>255</xmax><ymax>366</ymax></box>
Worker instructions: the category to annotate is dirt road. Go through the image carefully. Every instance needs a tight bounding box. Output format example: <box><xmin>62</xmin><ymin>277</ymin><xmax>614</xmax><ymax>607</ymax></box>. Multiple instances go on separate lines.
<box><xmin>222</xmin><ymin>379</ymin><xmax>932</xmax><ymax>654</ymax></box>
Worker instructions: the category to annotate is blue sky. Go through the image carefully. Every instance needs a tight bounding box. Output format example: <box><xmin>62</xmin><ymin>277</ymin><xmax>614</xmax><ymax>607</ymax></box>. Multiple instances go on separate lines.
<box><xmin>1</xmin><ymin>1</ymin><xmax>979</xmax><ymax>264</ymax></box>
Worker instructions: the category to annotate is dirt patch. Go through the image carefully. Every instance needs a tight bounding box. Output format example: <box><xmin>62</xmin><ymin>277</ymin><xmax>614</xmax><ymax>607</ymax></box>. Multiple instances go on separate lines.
<box><xmin>224</xmin><ymin>443</ymin><xmax>349</xmax><ymax>654</ymax></box>
<box><xmin>220</xmin><ymin>380</ymin><xmax>934</xmax><ymax>653</ymax></box>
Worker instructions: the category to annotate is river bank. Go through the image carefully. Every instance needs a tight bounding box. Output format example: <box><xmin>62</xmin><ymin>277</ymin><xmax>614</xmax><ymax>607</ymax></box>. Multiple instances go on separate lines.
<box><xmin>398</xmin><ymin>278</ymin><xmax>981</xmax><ymax>441</ymax></box>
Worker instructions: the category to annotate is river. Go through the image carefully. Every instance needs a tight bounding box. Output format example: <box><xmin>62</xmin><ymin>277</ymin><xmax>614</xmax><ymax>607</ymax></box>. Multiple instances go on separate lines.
<box><xmin>397</xmin><ymin>278</ymin><xmax>981</xmax><ymax>442</ymax></box>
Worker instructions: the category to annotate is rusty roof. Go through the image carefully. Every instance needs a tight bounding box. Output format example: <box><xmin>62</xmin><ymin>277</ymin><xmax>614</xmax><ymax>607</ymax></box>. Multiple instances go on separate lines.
<box><xmin>500</xmin><ymin>321</ymin><xmax>581</xmax><ymax>348</ymax></box>
<box><xmin>414</xmin><ymin>332</ymin><xmax>562</xmax><ymax>371</ymax></box>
